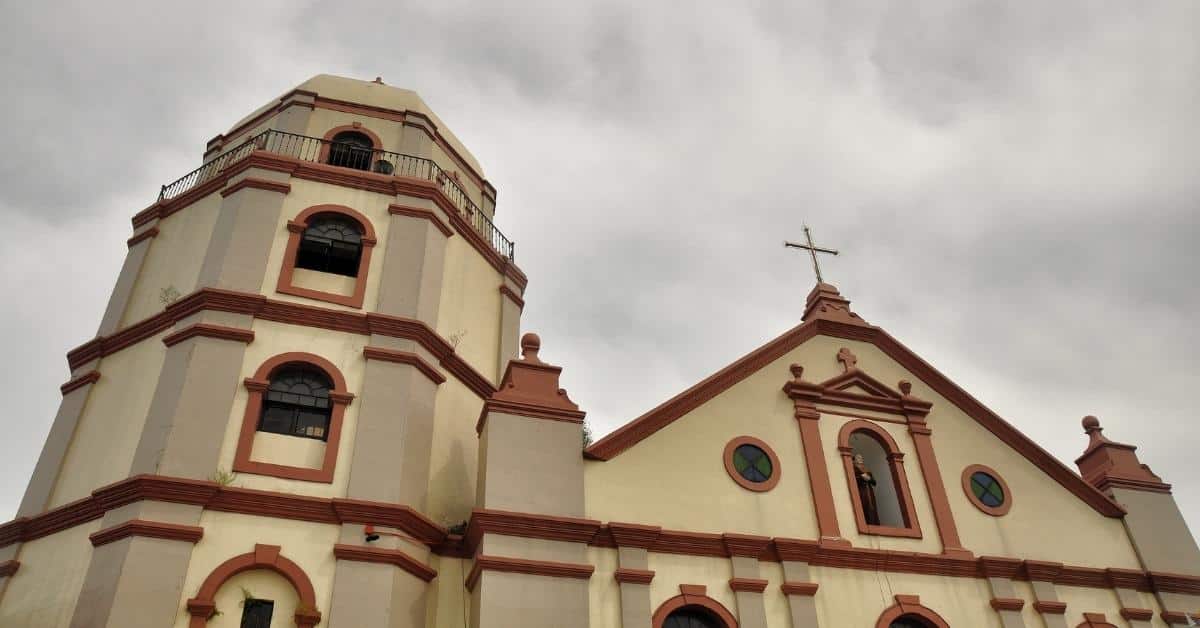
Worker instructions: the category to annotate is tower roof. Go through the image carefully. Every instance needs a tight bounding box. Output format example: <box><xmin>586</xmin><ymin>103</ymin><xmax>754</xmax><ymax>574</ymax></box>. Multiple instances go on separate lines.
<box><xmin>225</xmin><ymin>74</ymin><xmax>485</xmax><ymax>176</ymax></box>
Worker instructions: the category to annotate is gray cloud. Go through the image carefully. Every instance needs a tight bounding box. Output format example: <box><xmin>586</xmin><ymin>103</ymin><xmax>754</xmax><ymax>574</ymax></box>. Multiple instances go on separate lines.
<box><xmin>1</xmin><ymin>0</ymin><xmax>1197</xmax><ymax>542</ymax></box>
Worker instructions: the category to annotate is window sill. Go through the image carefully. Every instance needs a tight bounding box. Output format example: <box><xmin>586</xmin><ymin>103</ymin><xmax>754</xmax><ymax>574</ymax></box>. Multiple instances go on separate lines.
<box><xmin>858</xmin><ymin>524</ymin><xmax>922</xmax><ymax>539</ymax></box>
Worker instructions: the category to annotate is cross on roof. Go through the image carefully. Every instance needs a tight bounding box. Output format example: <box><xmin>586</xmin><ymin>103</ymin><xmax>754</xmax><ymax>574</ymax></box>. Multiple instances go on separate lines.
<box><xmin>784</xmin><ymin>224</ymin><xmax>839</xmax><ymax>284</ymax></box>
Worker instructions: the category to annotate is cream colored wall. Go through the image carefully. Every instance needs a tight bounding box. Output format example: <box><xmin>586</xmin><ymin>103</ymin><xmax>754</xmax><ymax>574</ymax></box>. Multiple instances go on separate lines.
<box><xmin>203</xmin><ymin>569</ymin><xmax>300</xmax><ymax>628</ymax></box>
<box><xmin>426</xmin><ymin>555</ymin><xmax>473</xmax><ymax>628</ymax></box>
<box><xmin>435</xmin><ymin>233</ymin><xmax>503</xmax><ymax>383</ymax></box>
<box><xmin>647</xmin><ymin>553</ymin><xmax>737</xmax><ymax>619</ymax></box>
<box><xmin>261</xmin><ymin>179</ymin><xmax>393</xmax><ymax>313</ymax></box>
<box><xmin>290</xmin><ymin>268</ymin><xmax>355</xmax><ymax>297</ymax></box>
<box><xmin>250</xmin><ymin>432</ymin><xmax>326</xmax><ymax>469</ymax></box>
<box><xmin>809</xmin><ymin>566</ymin><xmax>1001</xmax><ymax>627</ymax></box>
<box><xmin>49</xmin><ymin>334</ymin><xmax>166</xmax><ymax>507</ymax></box>
<box><xmin>120</xmin><ymin>192</ymin><xmax>222</xmax><ymax>327</ymax></box>
<box><xmin>303</xmin><ymin>109</ymin><xmax>403</xmax><ymax>156</ymax></box>
<box><xmin>212</xmin><ymin>320</ymin><xmax>366</xmax><ymax>498</ymax></box>
<box><xmin>586</xmin><ymin>331</ymin><xmax>1145</xmax><ymax>569</ymax></box>
<box><xmin>172</xmin><ymin>511</ymin><xmax>340</xmax><ymax>628</ymax></box>
<box><xmin>0</xmin><ymin>521</ymin><xmax>98</xmax><ymax>628</ymax></box>
<box><xmin>425</xmin><ymin>378</ymin><xmax>484</xmax><ymax>527</ymax></box>
<box><xmin>587</xmin><ymin>547</ymin><xmax>621</xmax><ymax>628</ymax></box>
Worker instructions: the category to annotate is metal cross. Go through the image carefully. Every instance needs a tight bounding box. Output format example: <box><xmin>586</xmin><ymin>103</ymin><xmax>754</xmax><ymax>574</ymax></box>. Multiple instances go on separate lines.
<box><xmin>784</xmin><ymin>224</ymin><xmax>839</xmax><ymax>284</ymax></box>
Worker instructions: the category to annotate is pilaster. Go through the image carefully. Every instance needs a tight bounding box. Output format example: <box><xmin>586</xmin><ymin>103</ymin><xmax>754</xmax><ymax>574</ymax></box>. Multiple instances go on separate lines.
<box><xmin>1025</xmin><ymin>561</ymin><xmax>1069</xmax><ymax>628</ymax></box>
<box><xmin>980</xmin><ymin>557</ymin><xmax>1028</xmax><ymax>628</ymax></box>
<box><xmin>326</xmin><ymin>523</ymin><xmax>436</xmax><ymax>628</ymax></box>
<box><xmin>378</xmin><ymin>199</ymin><xmax>450</xmax><ymax>323</ymax></box>
<box><xmin>901</xmin><ymin>382</ymin><xmax>970</xmax><ymax>558</ymax></box>
<box><xmin>128</xmin><ymin>311</ymin><xmax>254</xmax><ymax>479</ymax></box>
<box><xmin>779</xmin><ymin>560</ymin><xmax>820</xmax><ymax>628</ymax></box>
<box><xmin>271</xmin><ymin>89</ymin><xmax>316</xmax><ymax>136</ymax></box>
<box><xmin>611</xmin><ymin>523</ymin><xmax>659</xmax><ymax>628</ymax></box>
<box><xmin>97</xmin><ymin>220</ymin><xmax>159</xmax><ymax>335</ymax></box>
<box><xmin>497</xmin><ymin>278</ymin><xmax>524</xmax><ymax>379</ymax></box>
<box><xmin>783</xmin><ymin>365</ymin><xmax>847</xmax><ymax>547</ymax></box>
<box><xmin>724</xmin><ymin>534</ymin><xmax>771</xmax><ymax>628</ymax></box>
<box><xmin>195</xmin><ymin>168</ymin><xmax>291</xmax><ymax>292</ymax></box>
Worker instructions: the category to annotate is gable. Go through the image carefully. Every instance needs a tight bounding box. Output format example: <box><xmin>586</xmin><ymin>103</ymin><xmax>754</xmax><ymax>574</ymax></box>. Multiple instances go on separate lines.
<box><xmin>585</xmin><ymin>316</ymin><xmax>1124</xmax><ymax>519</ymax></box>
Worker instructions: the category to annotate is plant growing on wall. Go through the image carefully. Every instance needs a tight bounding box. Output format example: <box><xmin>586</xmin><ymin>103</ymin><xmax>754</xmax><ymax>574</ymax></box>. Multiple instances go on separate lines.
<box><xmin>209</xmin><ymin>469</ymin><xmax>238</xmax><ymax>486</ymax></box>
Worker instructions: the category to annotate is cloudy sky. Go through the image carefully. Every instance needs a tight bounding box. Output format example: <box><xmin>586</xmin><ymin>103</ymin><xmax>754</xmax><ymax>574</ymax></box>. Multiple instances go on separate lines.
<box><xmin>1</xmin><ymin>1</ymin><xmax>1197</xmax><ymax>535</ymax></box>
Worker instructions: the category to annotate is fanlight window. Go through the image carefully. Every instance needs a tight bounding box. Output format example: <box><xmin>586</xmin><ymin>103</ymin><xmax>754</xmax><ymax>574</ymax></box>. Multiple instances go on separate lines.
<box><xmin>259</xmin><ymin>366</ymin><xmax>333</xmax><ymax>440</ymax></box>
<box><xmin>295</xmin><ymin>214</ymin><xmax>364</xmax><ymax>277</ymax></box>
<box><xmin>327</xmin><ymin>130</ymin><xmax>375</xmax><ymax>170</ymax></box>
<box><xmin>663</xmin><ymin>608</ymin><xmax>726</xmax><ymax>628</ymax></box>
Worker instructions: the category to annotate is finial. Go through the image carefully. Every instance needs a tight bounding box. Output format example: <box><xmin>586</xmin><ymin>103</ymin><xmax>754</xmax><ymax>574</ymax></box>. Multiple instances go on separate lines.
<box><xmin>898</xmin><ymin>380</ymin><xmax>913</xmax><ymax>396</ymax></box>
<box><xmin>520</xmin><ymin>333</ymin><xmax>542</xmax><ymax>362</ymax></box>
<box><xmin>1082</xmin><ymin>415</ymin><xmax>1101</xmax><ymax>432</ymax></box>
<box><xmin>789</xmin><ymin>363</ymin><xmax>805</xmax><ymax>381</ymax></box>
<box><xmin>373</xmin><ymin>76</ymin><xmax>384</xmax><ymax>84</ymax></box>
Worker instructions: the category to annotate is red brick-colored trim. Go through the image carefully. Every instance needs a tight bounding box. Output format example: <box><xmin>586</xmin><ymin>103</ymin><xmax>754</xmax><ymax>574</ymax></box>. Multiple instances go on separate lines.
<box><xmin>1151</xmin><ymin>571</ymin><xmax>1200</xmax><ymax>595</ymax></box>
<box><xmin>1119</xmin><ymin>607</ymin><xmax>1154</xmax><ymax>621</ymax></box>
<box><xmin>722</xmin><ymin>533</ymin><xmax>773</xmax><ymax>558</ymax></box>
<box><xmin>362</xmin><ymin>346</ymin><xmax>446</xmax><ymax>384</ymax></box>
<box><xmin>1077</xmin><ymin>612</ymin><xmax>1118</xmax><ymax>627</ymax></box>
<box><xmin>0</xmin><ymin>560</ymin><xmax>19</xmax><ymax>577</ymax></box>
<box><xmin>477</xmin><ymin>334</ymin><xmax>585</xmax><ymax>432</ymax></box>
<box><xmin>905</xmin><ymin>404</ymin><xmax>968</xmax><ymax>556</ymax></box>
<box><xmin>608</xmin><ymin>522</ymin><xmax>662</xmax><ymax>548</ymax></box>
<box><xmin>220</xmin><ymin>177</ymin><xmax>292</xmax><ymax>197</ymax></box>
<box><xmin>990</xmin><ymin>597</ymin><xmax>1025</xmax><ymax>611</ymax></box>
<box><xmin>1034</xmin><ymin>601</ymin><xmax>1068</xmax><ymax>614</ymax></box>
<box><xmin>332</xmin><ymin>543</ymin><xmax>436</xmax><ymax>582</ymax></box>
<box><xmin>186</xmin><ymin>544</ymin><xmax>320</xmax><ymax>627</ymax></box>
<box><xmin>232</xmin><ymin>352</ymin><xmax>353</xmax><ymax>483</ymax></box>
<box><xmin>162</xmin><ymin>323</ymin><xmax>255</xmax><ymax>347</ymax></box>
<box><xmin>729</xmin><ymin>577</ymin><xmax>768</xmax><ymax>592</ymax></box>
<box><xmin>64</xmin><ymin>287</ymin><xmax>497</xmax><ymax>399</ymax></box>
<box><xmin>465</xmin><ymin>555</ymin><xmax>594</xmax><ymax>592</ymax></box>
<box><xmin>498</xmin><ymin>284</ymin><xmax>525</xmax><ymax>310</ymax></box>
<box><xmin>1162</xmin><ymin>611</ymin><xmax>1196</xmax><ymax>624</ymax></box>
<box><xmin>317</xmin><ymin>123</ymin><xmax>383</xmax><ymax>164</ymax></box>
<box><xmin>276</xmin><ymin>204</ymin><xmax>377</xmax><ymax>309</ymax></box>
<box><xmin>88</xmin><ymin>518</ymin><xmax>203</xmax><ymax>546</ymax></box>
<box><xmin>614</xmin><ymin>567</ymin><xmax>655</xmax><ymax>584</ymax></box>
<box><xmin>59</xmin><ymin>370</ymin><xmax>100</xmax><ymax>395</ymax></box>
<box><xmin>466</xmin><ymin>508</ymin><xmax>601</xmax><ymax>549</ymax></box>
<box><xmin>875</xmin><ymin>595</ymin><xmax>950</xmax><ymax>628</ymax></box>
<box><xmin>723</xmin><ymin>436</ymin><xmax>782</xmax><ymax>493</ymax></box>
<box><xmin>388</xmin><ymin>204</ymin><xmax>453</xmax><ymax>237</ymax></box>
<box><xmin>652</xmin><ymin>589</ymin><xmax>739</xmax><ymax>628</ymax></box>
<box><xmin>126</xmin><ymin>227</ymin><xmax>159</xmax><ymax>247</ymax></box>
<box><xmin>837</xmin><ymin>420</ymin><xmax>922</xmax><ymax>539</ymax></box>
<box><xmin>780</xmin><ymin>581</ymin><xmax>819</xmax><ymax>596</ymax></box>
<box><xmin>584</xmin><ymin>312</ymin><xmax>1125</xmax><ymax>518</ymax></box>
<box><xmin>963</xmin><ymin>463</ymin><xmax>1013</xmax><ymax>516</ymax></box>
<box><xmin>980</xmin><ymin>556</ymin><xmax>1024</xmax><ymax>579</ymax></box>
<box><xmin>785</xmin><ymin>368</ymin><xmax>847</xmax><ymax>546</ymax></box>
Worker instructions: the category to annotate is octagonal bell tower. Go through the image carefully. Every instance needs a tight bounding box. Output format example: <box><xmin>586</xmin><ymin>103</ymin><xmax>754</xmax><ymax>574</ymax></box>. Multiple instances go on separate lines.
<box><xmin>0</xmin><ymin>75</ymin><xmax>526</xmax><ymax>628</ymax></box>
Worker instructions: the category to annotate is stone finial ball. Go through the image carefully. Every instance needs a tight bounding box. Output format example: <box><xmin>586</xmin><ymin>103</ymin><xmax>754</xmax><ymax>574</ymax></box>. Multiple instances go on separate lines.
<box><xmin>520</xmin><ymin>332</ymin><xmax>541</xmax><ymax>355</ymax></box>
<box><xmin>1082</xmin><ymin>415</ymin><xmax>1101</xmax><ymax>430</ymax></box>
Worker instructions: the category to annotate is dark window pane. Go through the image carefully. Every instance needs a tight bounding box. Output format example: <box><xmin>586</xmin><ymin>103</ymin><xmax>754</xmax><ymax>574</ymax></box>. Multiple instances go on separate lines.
<box><xmin>258</xmin><ymin>366</ymin><xmax>334</xmax><ymax>441</ymax></box>
<box><xmin>240</xmin><ymin>599</ymin><xmax>274</xmax><ymax>628</ymax></box>
<box><xmin>971</xmin><ymin>472</ymin><xmax>1005</xmax><ymax>507</ymax></box>
<box><xmin>294</xmin><ymin>214</ymin><xmax>364</xmax><ymax>277</ymax></box>
<box><xmin>663</xmin><ymin>608</ymin><xmax>723</xmax><ymax>628</ymax></box>
<box><xmin>259</xmin><ymin>405</ymin><xmax>296</xmax><ymax>434</ymax></box>
<box><xmin>327</xmin><ymin>131</ymin><xmax>374</xmax><ymax>171</ymax></box>
<box><xmin>732</xmin><ymin>444</ymin><xmax>772</xmax><ymax>483</ymax></box>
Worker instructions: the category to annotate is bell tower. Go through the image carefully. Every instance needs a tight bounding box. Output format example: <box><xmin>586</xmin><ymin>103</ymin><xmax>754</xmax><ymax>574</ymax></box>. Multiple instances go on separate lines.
<box><xmin>0</xmin><ymin>75</ymin><xmax>526</xmax><ymax>628</ymax></box>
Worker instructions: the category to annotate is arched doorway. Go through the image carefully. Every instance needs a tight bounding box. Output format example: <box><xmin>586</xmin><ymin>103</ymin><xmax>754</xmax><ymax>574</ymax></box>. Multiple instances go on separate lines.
<box><xmin>662</xmin><ymin>606</ymin><xmax>728</xmax><ymax>628</ymax></box>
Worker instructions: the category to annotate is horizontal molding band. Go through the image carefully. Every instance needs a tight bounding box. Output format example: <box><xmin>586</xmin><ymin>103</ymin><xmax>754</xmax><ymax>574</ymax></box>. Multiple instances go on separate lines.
<box><xmin>332</xmin><ymin>543</ymin><xmax>436</xmax><ymax>582</ymax></box>
<box><xmin>5</xmin><ymin>479</ymin><xmax>1198</xmax><ymax>598</ymax></box>
<box><xmin>1034</xmin><ymin>601</ymin><xmax>1068</xmax><ymax>614</ymax></box>
<box><xmin>363</xmin><ymin>347</ymin><xmax>446</xmax><ymax>384</ymax></box>
<box><xmin>990</xmin><ymin>598</ymin><xmax>1025</xmax><ymax>611</ymax></box>
<box><xmin>465</xmin><ymin>555</ymin><xmax>595</xmax><ymax>591</ymax></box>
<box><xmin>388</xmin><ymin>204</ymin><xmax>453</xmax><ymax>238</ymax></box>
<box><xmin>59</xmin><ymin>371</ymin><xmax>100</xmax><ymax>395</ymax></box>
<box><xmin>220</xmin><ymin>177</ymin><xmax>291</xmax><ymax>197</ymax></box>
<box><xmin>89</xmin><ymin>519</ymin><xmax>204</xmax><ymax>547</ymax></box>
<box><xmin>1120</xmin><ymin>607</ymin><xmax>1154</xmax><ymax>621</ymax></box>
<box><xmin>65</xmin><ymin>287</ymin><xmax>495</xmax><ymax>399</ymax></box>
<box><xmin>498</xmin><ymin>284</ymin><xmax>524</xmax><ymax>309</ymax></box>
<box><xmin>614</xmin><ymin>567</ymin><xmax>655</xmax><ymax>584</ymax></box>
<box><xmin>126</xmin><ymin>227</ymin><xmax>159</xmax><ymax>248</ymax></box>
<box><xmin>0</xmin><ymin>560</ymin><xmax>18</xmax><ymax>577</ymax></box>
<box><xmin>162</xmin><ymin>323</ymin><xmax>255</xmax><ymax>347</ymax></box>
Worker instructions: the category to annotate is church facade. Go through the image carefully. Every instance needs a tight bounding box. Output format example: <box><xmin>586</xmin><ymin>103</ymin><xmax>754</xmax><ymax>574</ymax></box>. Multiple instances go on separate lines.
<box><xmin>0</xmin><ymin>75</ymin><xmax>1197</xmax><ymax>628</ymax></box>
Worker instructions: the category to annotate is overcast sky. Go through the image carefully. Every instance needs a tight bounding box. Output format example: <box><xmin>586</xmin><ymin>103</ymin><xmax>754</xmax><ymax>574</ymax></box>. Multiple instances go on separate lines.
<box><xmin>1</xmin><ymin>1</ymin><xmax>1197</xmax><ymax>536</ymax></box>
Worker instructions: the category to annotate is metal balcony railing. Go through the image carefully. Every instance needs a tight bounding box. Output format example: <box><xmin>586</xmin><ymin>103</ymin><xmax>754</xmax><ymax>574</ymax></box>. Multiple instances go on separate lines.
<box><xmin>158</xmin><ymin>130</ymin><xmax>515</xmax><ymax>261</ymax></box>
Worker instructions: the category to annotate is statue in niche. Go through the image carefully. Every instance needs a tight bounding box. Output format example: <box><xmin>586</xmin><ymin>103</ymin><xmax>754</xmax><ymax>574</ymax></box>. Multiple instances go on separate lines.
<box><xmin>853</xmin><ymin>452</ymin><xmax>880</xmax><ymax>525</ymax></box>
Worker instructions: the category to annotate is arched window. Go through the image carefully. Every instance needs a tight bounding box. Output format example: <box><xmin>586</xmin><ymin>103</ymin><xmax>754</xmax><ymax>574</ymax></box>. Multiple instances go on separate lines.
<box><xmin>327</xmin><ymin>130</ymin><xmax>375</xmax><ymax>170</ymax></box>
<box><xmin>663</xmin><ymin>608</ymin><xmax>727</xmax><ymax>628</ymax></box>
<box><xmin>259</xmin><ymin>366</ymin><xmax>333</xmax><ymax>440</ymax></box>
<box><xmin>295</xmin><ymin>214</ymin><xmax>364</xmax><ymax>277</ymax></box>
<box><xmin>838</xmin><ymin>420</ymin><xmax>921</xmax><ymax>538</ymax></box>
<box><xmin>890</xmin><ymin>616</ymin><xmax>936</xmax><ymax>628</ymax></box>
<box><xmin>874</xmin><ymin>595</ymin><xmax>950</xmax><ymax>628</ymax></box>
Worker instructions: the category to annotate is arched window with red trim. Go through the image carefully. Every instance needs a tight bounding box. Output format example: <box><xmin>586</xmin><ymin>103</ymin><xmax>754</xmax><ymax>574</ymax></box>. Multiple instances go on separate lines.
<box><xmin>276</xmin><ymin>204</ymin><xmax>377</xmax><ymax>309</ymax></box>
<box><xmin>838</xmin><ymin>420</ymin><xmax>922</xmax><ymax>538</ymax></box>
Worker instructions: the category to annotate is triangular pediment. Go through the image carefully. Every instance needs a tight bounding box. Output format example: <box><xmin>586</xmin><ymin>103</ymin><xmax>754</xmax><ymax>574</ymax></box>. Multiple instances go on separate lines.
<box><xmin>585</xmin><ymin>284</ymin><xmax>1124</xmax><ymax>518</ymax></box>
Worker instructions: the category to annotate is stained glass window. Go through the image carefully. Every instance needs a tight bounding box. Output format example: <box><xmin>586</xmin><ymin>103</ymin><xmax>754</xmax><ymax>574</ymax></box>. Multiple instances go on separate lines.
<box><xmin>732</xmin><ymin>444</ymin><xmax>773</xmax><ymax>484</ymax></box>
<box><xmin>296</xmin><ymin>214</ymin><xmax>364</xmax><ymax>277</ymax></box>
<box><xmin>970</xmin><ymin>471</ymin><xmax>1005</xmax><ymax>508</ymax></box>
<box><xmin>663</xmin><ymin>608</ymin><xmax>724</xmax><ymax>628</ymax></box>
<box><xmin>259</xmin><ymin>366</ymin><xmax>333</xmax><ymax>440</ymax></box>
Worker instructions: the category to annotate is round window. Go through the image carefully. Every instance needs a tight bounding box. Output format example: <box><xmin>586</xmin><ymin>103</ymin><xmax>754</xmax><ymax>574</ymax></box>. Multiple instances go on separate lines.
<box><xmin>962</xmin><ymin>464</ymin><xmax>1012</xmax><ymax>516</ymax></box>
<box><xmin>723</xmin><ymin>436</ymin><xmax>780</xmax><ymax>492</ymax></box>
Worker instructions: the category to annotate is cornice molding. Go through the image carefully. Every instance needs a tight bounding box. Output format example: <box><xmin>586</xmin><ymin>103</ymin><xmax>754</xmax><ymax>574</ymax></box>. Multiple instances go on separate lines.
<box><xmin>388</xmin><ymin>204</ymin><xmax>453</xmax><ymax>238</ymax></box>
<box><xmin>729</xmin><ymin>577</ymin><xmax>768</xmax><ymax>593</ymax></box>
<box><xmin>220</xmin><ymin>177</ymin><xmax>291</xmax><ymax>197</ymax></box>
<box><xmin>780</xmin><ymin>581</ymin><xmax>819</xmax><ymax>596</ymax></box>
<box><xmin>66</xmin><ymin>288</ymin><xmax>495</xmax><ymax>399</ymax></box>
<box><xmin>990</xmin><ymin>598</ymin><xmax>1025</xmax><ymax>611</ymax></box>
<box><xmin>162</xmin><ymin>323</ymin><xmax>255</xmax><ymax>348</ymax></box>
<box><xmin>332</xmin><ymin>543</ymin><xmax>436</xmax><ymax>582</ymax></box>
<box><xmin>88</xmin><ymin>519</ymin><xmax>203</xmax><ymax>547</ymax></box>
<box><xmin>614</xmin><ymin>567</ymin><xmax>655</xmax><ymax>584</ymax></box>
<box><xmin>59</xmin><ymin>370</ymin><xmax>100</xmax><ymax>395</ymax></box>
<box><xmin>362</xmin><ymin>347</ymin><xmax>446</xmax><ymax>384</ymax></box>
<box><xmin>465</xmin><ymin>555</ymin><xmax>594</xmax><ymax>592</ymax></box>
<box><xmin>126</xmin><ymin>227</ymin><xmax>159</xmax><ymax>248</ymax></box>
<box><xmin>1034</xmin><ymin>601</ymin><xmax>1068</xmax><ymax>614</ymax></box>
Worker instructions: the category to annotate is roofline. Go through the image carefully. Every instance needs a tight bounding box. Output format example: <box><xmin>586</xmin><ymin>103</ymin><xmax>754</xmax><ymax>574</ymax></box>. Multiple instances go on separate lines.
<box><xmin>584</xmin><ymin>317</ymin><xmax>1125</xmax><ymax>518</ymax></box>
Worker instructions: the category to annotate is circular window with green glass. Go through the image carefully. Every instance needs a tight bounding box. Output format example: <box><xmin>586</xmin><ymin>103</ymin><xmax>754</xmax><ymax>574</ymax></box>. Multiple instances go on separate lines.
<box><xmin>962</xmin><ymin>464</ymin><xmax>1012</xmax><ymax>516</ymax></box>
<box><xmin>723</xmin><ymin>436</ymin><xmax>780</xmax><ymax>492</ymax></box>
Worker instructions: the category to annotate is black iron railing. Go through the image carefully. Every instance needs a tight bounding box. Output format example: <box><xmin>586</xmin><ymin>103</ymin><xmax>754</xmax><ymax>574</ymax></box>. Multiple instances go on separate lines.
<box><xmin>158</xmin><ymin>130</ymin><xmax>515</xmax><ymax>261</ymax></box>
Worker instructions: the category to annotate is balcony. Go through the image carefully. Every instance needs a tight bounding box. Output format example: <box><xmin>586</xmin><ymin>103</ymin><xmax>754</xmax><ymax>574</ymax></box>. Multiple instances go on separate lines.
<box><xmin>158</xmin><ymin>130</ymin><xmax>515</xmax><ymax>261</ymax></box>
